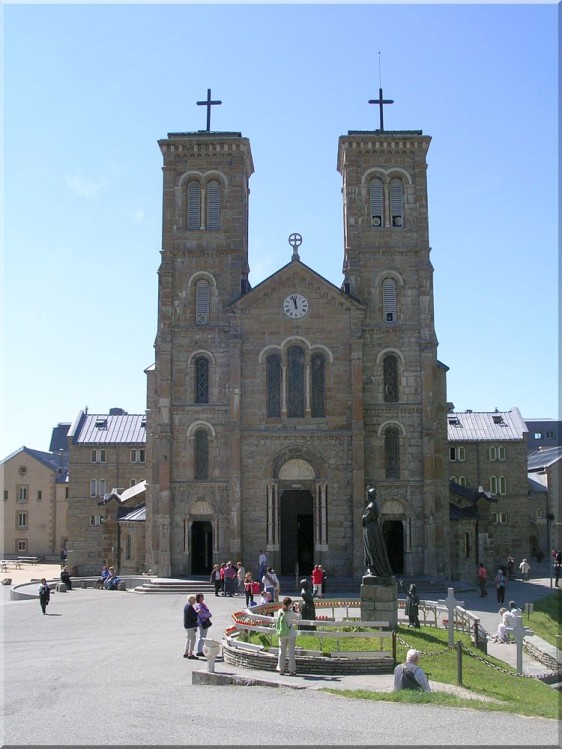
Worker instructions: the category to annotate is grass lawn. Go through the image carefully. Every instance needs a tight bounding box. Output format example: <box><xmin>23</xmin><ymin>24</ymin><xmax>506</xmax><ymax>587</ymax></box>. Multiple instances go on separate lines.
<box><xmin>523</xmin><ymin>590</ymin><xmax>561</xmax><ymax>647</ymax></box>
<box><xmin>246</xmin><ymin>622</ymin><xmax>560</xmax><ymax>719</ymax></box>
<box><xmin>329</xmin><ymin>625</ymin><xmax>560</xmax><ymax>719</ymax></box>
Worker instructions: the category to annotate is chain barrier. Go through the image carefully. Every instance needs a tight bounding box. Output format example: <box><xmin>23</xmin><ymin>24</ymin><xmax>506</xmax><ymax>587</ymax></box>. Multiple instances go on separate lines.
<box><xmin>396</xmin><ymin>633</ymin><xmax>554</xmax><ymax>680</ymax></box>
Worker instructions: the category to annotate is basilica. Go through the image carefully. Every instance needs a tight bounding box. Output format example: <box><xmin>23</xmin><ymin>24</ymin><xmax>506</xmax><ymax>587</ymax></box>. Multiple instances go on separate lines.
<box><xmin>144</xmin><ymin>102</ymin><xmax>451</xmax><ymax>579</ymax></box>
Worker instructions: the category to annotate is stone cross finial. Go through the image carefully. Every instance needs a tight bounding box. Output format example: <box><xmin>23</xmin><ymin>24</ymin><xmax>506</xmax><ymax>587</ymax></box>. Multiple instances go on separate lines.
<box><xmin>197</xmin><ymin>88</ymin><xmax>222</xmax><ymax>132</ymax></box>
<box><xmin>289</xmin><ymin>232</ymin><xmax>302</xmax><ymax>261</ymax></box>
<box><xmin>506</xmin><ymin>614</ymin><xmax>534</xmax><ymax>675</ymax></box>
<box><xmin>438</xmin><ymin>587</ymin><xmax>465</xmax><ymax>647</ymax></box>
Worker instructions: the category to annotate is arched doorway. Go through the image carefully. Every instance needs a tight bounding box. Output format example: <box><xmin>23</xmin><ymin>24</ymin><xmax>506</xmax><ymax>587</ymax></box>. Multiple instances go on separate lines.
<box><xmin>383</xmin><ymin>520</ymin><xmax>404</xmax><ymax>574</ymax></box>
<box><xmin>191</xmin><ymin>521</ymin><xmax>212</xmax><ymax>574</ymax></box>
<box><xmin>280</xmin><ymin>490</ymin><xmax>314</xmax><ymax>576</ymax></box>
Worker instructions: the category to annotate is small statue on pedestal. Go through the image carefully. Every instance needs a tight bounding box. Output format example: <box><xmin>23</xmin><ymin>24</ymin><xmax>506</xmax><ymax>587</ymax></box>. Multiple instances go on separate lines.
<box><xmin>299</xmin><ymin>578</ymin><xmax>316</xmax><ymax>630</ymax></box>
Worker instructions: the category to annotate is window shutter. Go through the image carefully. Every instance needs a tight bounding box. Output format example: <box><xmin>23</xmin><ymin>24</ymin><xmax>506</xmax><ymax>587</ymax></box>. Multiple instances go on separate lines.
<box><xmin>390</xmin><ymin>179</ymin><xmax>403</xmax><ymax>227</ymax></box>
<box><xmin>195</xmin><ymin>281</ymin><xmax>210</xmax><ymax>325</ymax></box>
<box><xmin>187</xmin><ymin>182</ymin><xmax>201</xmax><ymax>230</ymax></box>
<box><xmin>382</xmin><ymin>278</ymin><xmax>397</xmax><ymax>323</ymax></box>
<box><xmin>206</xmin><ymin>181</ymin><xmax>220</xmax><ymax>230</ymax></box>
<box><xmin>370</xmin><ymin>179</ymin><xmax>384</xmax><ymax>227</ymax></box>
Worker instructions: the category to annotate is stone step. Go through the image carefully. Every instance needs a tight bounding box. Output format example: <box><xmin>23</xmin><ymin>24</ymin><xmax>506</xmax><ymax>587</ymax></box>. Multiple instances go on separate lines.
<box><xmin>134</xmin><ymin>580</ymin><xmax>216</xmax><ymax>594</ymax></box>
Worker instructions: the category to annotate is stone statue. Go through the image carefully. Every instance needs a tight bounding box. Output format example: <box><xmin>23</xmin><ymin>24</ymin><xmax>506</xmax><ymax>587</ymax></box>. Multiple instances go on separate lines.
<box><xmin>362</xmin><ymin>485</ymin><xmax>394</xmax><ymax>577</ymax></box>
<box><xmin>299</xmin><ymin>578</ymin><xmax>316</xmax><ymax>630</ymax></box>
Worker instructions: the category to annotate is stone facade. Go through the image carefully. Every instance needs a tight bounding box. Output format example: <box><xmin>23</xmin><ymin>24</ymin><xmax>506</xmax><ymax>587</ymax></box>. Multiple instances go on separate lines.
<box><xmin>65</xmin><ymin>409</ymin><xmax>146</xmax><ymax>575</ymax></box>
<box><xmin>447</xmin><ymin>408</ymin><xmax>530</xmax><ymax>571</ymax></box>
<box><xmin>147</xmin><ymin>126</ymin><xmax>450</xmax><ymax>580</ymax></box>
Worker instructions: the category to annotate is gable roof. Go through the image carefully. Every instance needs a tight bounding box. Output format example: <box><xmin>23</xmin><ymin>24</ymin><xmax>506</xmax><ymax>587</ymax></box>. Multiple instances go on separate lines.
<box><xmin>528</xmin><ymin>476</ymin><xmax>548</xmax><ymax>493</ymax></box>
<box><xmin>528</xmin><ymin>446</ymin><xmax>562</xmax><ymax>471</ymax></box>
<box><xmin>1</xmin><ymin>446</ymin><xmax>68</xmax><ymax>482</ymax></box>
<box><xmin>228</xmin><ymin>257</ymin><xmax>364</xmax><ymax>311</ymax></box>
<box><xmin>117</xmin><ymin>504</ymin><xmax>146</xmax><ymax>522</ymax></box>
<box><xmin>70</xmin><ymin>412</ymin><xmax>146</xmax><ymax>445</ymax></box>
<box><xmin>447</xmin><ymin>408</ymin><xmax>527</xmax><ymax>442</ymax></box>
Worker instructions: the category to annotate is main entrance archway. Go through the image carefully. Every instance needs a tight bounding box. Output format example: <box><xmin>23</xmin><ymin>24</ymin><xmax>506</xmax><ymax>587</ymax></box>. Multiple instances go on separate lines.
<box><xmin>280</xmin><ymin>490</ymin><xmax>314</xmax><ymax>576</ymax></box>
<box><xmin>191</xmin><ymin>521</ymin><xmax>212</xmax><ymax>574</ymax></box>
<box><xmin>383</xmin><ymin>520</ymin><xmax>404</xmax><ymax>574</ymax></box>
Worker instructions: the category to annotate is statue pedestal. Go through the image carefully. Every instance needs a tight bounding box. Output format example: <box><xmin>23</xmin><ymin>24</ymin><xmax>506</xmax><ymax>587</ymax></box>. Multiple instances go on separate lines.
<box><xmin>360</xmin><ymin>575</ymin><xmax>397</xmax><ymax>628</ymax></box>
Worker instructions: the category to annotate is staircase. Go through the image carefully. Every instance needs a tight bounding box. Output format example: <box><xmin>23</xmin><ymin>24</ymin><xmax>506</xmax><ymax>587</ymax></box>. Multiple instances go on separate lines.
<box><xmin>134</xmin><ymin>578</ymin><xmax>215</xmax><ymax>595</ymax></box>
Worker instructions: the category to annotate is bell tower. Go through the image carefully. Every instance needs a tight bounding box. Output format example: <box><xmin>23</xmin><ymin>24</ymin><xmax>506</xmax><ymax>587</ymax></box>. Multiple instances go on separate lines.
<box><xmin>337</xmin><ymin>110</ymin><xmax>450</xmax><ymax>576</ymax></box>
<box><xmin>146</xmin><ymin>100</ymin><xmax>254</xmax><ymax>576</ymax></box>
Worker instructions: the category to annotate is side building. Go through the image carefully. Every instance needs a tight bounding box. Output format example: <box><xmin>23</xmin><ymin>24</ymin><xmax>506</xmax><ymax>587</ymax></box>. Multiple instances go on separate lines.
<box><xmin>1</xmin><ymin>440</ymin><xmax>69</xmax><ymax>559</ymax></box>
<box><xmin>66</xmin><ymin>408</ymin><xmax>146</xmax><ymax>574</ymax></box>
<box><xmin>447</xmin><ymin>408</ymin><xmax>529</xmax><ymax>570</ymax></box>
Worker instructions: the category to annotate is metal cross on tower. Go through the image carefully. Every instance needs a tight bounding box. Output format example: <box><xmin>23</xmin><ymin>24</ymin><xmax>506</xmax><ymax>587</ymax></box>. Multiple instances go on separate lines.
<box><xmin>368</xmin><ymin>88</ymin><xmax>394</xmax><ymax>131</ymax></box>
<box><xmin>197</xmin><ymin>88</ymin><xmax>222</xmax><ymax>132</ymax></box>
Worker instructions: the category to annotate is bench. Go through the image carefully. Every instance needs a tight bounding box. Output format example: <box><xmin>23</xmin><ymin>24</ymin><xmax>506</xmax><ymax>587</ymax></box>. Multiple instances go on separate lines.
<box><xmin>0</xmin><ymin>561</ymin><xmax>23</xmax><ymax>572</ymax></box>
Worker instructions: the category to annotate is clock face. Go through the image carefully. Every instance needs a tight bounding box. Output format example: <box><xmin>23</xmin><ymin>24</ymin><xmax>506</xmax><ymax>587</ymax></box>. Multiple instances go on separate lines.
<box><xmin>283</xmin><ymin>293</ymin><xmax>309</xmax><ymax>319</ymax></box>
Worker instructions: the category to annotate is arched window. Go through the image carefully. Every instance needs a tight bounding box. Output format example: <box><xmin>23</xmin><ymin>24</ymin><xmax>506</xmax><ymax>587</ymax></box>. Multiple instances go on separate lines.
<box><xmin>383</xmin><ymin>354</ymin><xmax>398</xmax><ymax>402</ymax></box>
<box><xmin>187</xmin><ymin>181</ymin><xmax>201</xmax><ymax>230</ymax></box>
<box><xmin>194</xmin><ymin>429</ymin><xmax>209</xmax><ymax>480</ymax></box>
<box><xmin>370</xmin><ymin>178</ymin><xmax>384</xmax><ymax>228</ymax></box>
<box><xmin>382</xmin><ymin>278</ymin><xmax>397</xmax><ymax>323</ymax></box>
<box><xmin>384</xmin><ymin>427</ymin><xmax>400</xmax><ymax>479</ymax></box>
<box><xmin>206</xmin><ymin>180</ymin><xmax>220</xmax><ymax>230</ymax></box>
<box><xmin>266</xmin><ymin>353</ymin><xmax>281</xmax><ymax>417</ymax></box>
<box><xmin>287</xmin><ymin>345</ymin><xmax>305</xmax><ymax>417</ymax></box>
<box><xmin>194</xmin><ymin>357</ymin><xmax>209</xmax><ymax>404</ymax></box>
<box><xmin>195</xmin><ymin>280</ymin><xmax>209</xmax><ymax>325</ymax></box>
<box><xmin>311</xmin><ymin>353</ymin><xmax>325</xmax><ymax>417</ymax></box>
<box><xmin>125</xmin><ymin>534</ymin><xmax>132</xmax><ymax>560</ymax></box>
<box><xmin>390</xmin><ymin>179</ymin><xmax>403</xmax><ymax>227</ymax></box>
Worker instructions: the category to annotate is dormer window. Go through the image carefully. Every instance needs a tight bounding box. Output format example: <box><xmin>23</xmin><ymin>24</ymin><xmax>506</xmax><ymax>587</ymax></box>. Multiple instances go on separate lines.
<box><xmin>95</xmin><ymin>418</ymin><xmax>107</xmax><ymax>429</ymax></box>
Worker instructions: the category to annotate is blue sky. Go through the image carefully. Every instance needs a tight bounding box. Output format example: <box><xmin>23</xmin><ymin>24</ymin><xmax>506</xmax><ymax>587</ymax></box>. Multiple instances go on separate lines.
<box><xmin>3</xmin><ymin>2</ymin><xmax>558</xmax><ymax>457</ymax></box>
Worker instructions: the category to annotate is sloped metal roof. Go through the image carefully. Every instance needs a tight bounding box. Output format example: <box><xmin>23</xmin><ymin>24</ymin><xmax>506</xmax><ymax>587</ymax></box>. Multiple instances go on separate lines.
<box><xmin>528</xmin><ymin>446</ymin><xmax>562</xmax><ymax>471</ymax></box>
<box><xmin>74</xmin><ymin>413</ymin><xmax>146</xmax><ymax>445</ymax></box>
<box><xmin>528</xmin><ymin>476</ymin><xmax>548</xmax><ymax>492</ymax></box>
<box><xmin>118</xmin><ymin>504</ymin><xmax>146</xmax><ymax>522</ymax></box>
<box><xmin>447</xmin><ymin>408</ymin><xmax>527</xmax><ymax>442</ymax></box>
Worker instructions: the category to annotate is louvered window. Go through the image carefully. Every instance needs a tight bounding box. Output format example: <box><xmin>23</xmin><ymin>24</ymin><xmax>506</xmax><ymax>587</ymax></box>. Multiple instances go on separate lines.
<box><xmin>195</xmin><ymin>281</ymin><xmax>209</xmax><ymax>325</ymax></box>
<box><xmin>390</xmin><ymin>179</ymin><xmax>403</xmax><ymax>227</ymax></box>
<box><xmin>266</xmin><ymin>354</ymin><xmax>281</xmax><ymax>417</ymax></box>
<box><xmin>206</xmin><ymin>180</ymin><xmax>220</xmax><ymax>230</ymax></box>
<box><xmin>382</xmin><ymin>278</ymin><xmax>397</xmax><ymax>323</ymax></box>
<box><xmin>194</xmin><ymin>357</ymin><xmax>209</xmax><ymax>404</ymax></box>
<box><xmin>311</xmin><ymin>353</ymin><xmax>325</xmax><ymax>417</ymax></box>
<box><xmin>187</xmin><ymin>181</ymin><xmax>201</xmax><ymax>230</ymax></box>
<box><xmin>287</xmin><ymin>345</ymin><xmax>305</xmax><ymax>418</ymax></box>
<box><xmin>383</xmin><ymin>355</ymin><xmax>398</xmax><ymax>402</ymax></box>
<box><xmin>384</xmin><ymin>427</ymin><xmax>400</xmax><ymax>479</ymax></box>
<box><xmin>194</xmin><ymin>430</ymin><xmax>209</xmax><ymax>480</ymax></box>
<box><xmin>370</xmin><ymin>179</ymin><xmax>384</xmax><ymax>228</ymax></box>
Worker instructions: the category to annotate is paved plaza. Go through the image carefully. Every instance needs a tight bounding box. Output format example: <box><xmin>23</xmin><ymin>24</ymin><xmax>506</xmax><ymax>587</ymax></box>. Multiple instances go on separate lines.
<box><xmin>1</xmin><ymin>565</ymin><xmax>559</xmax><ymax>746</ymax></box>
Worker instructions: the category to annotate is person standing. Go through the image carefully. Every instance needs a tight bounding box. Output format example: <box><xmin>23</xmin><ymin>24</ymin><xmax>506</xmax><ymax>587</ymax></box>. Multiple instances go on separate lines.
<box><xmin>183</xmin><ymin>595</ymin><xmax>199</xmax><ymax>659</ymax></box>
<box><xmin>275</xmin><ymin>597</ymin><xmax>301</xmax><ymax>676</ymax></box>
<box><xmin>506</xmin><ymin>556</ymin><xmax>515</xmax><ymax>581</ymax></box>
<box><xmin>320</xmin><ymin>566</ymin><xmax>328</xmax><ymax>597</ymax></box>
<box><xmin>194</xmin><ymin>593</ymin><xmax>212</xmax><ymax>657</ymax></box>
<box><xmin>236</xmin><ymin>562</ymin><xmax>245</xmax><ymax>596</ymax></box>
<box><xmin>311</xmin><ymin>565</ymin><xmax>323</xmax><ymax>598</ymax></box>
<box><xmin>519</xmin><ymin>558</ymin><xmax>531</xmax><ymax>581</ymax></box>
<box><xmin>243</xmin><ymin>572</ymin><xmax>254</xmax><ymax>607</ymax></box>
<box><xmin>223</xmin><ymin>561</ymin><xmax>237</xmax><ymax>597</ymax></box>
<box><xmin>258</xmin><ymin>549</ymin><xmax>267</xmax><ymax>580</ymax></box>
<box><xmin>494</xmin><ymin>569</ymin><xmax>507</xmax><ymax>603</ymax></box>
<box><xmin>393</xmin><ymin>649</ymin><xmax>431</xmax><ymax>692</ymax></box>
<box><xmin>210</xmin><ymin>564</ymin><xmax>222</xmax><ymax>596</ymax></box>
<box><xmin>477</xmin><ymin>563</ymin><xmax>488</xmax><ymax>597</ymax></box>
<box><xmin>38</xmin><ymin>578</ymin><xmax>50</xmax><ymax>614</ymax></box>
<box><xmin>262</xmin><ymin>567</ymin><xmax>278</xmax><ymax>602</ymax></box>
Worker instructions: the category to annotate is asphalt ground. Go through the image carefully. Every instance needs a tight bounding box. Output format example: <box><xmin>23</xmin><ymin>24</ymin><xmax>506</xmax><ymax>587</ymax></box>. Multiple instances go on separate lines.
<box><xmin>2</xmin><ymin>565</ymin><xmax>559</xmax><ymax>747</ymax></box>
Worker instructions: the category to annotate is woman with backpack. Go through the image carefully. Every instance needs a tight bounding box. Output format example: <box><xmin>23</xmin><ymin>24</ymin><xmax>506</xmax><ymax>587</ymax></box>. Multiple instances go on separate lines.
<box><xmin>275</xmin><ymin>597</ymin><xmax>300</xmax><ymax>676</ymax></box>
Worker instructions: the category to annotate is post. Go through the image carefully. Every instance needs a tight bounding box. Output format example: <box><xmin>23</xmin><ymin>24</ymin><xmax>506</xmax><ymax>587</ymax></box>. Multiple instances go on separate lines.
<box><xmin>473</xmin><ymin>618</ymin><xmax>480</xmax><ymax>648</ymax></box>
<box><xmin>506</xmin><ymin>614</ymin><xmax>533</xmax><ymax>676</ymax></box>
<box><xmin>456</xmin><ymin>641</ymin><xmax>463</xmax><ymax>686</ymax></box>
<box><xmin>392</xmin><ymin>630</ymin><xmax>397</xmax><ymax>664</ymax></box>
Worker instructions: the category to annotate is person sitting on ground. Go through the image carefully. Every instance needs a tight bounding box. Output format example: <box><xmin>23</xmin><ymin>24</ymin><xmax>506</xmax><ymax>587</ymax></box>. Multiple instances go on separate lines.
<box><xmin>393</xmin><ymin>649</ymin><xmax>431</xmax><ymax>692</ymax></box>
<box><xmin>60</xmin><ymin>566</ymin><xmax>72</xmax><ymax>590</ymax></box>
<box><xmin>507</xmin><ymin>600</ymin><xmax>522</xmax><ymax>620</ymax></box>
<box><xmin>260</xmin><ymin>588</ymin><xmax>272</xmax><ymax>605</ymax></box>
<box><xmin>491</xmin><ymin>607</ymin><xmax>509</xmax><ymax>643</ymax></box>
